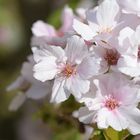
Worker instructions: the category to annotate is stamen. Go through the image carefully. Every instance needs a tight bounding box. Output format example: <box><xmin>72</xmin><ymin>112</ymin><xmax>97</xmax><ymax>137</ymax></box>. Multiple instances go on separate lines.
<box><xmin>61</xmin><ymin>63</ymin><xmax>76</xmax><ymax>78</ymax></box>
<box><xmin>98</xmin><ymin>26</ymin><xmax>112</xmax><ymax>34</ymax></box>
<box><xmin>57</xmin><ymin>31</ymin><xmax>64</xmax><ymax>37</ymax></box>
<box><xmin>104</xmin><ymin>95</ymin><xmax>119</xmax><ymax>110</ymax></box>
<box><xmin>104</xmin><ymin>49</ymin><xmax>120</xmax><ymax>66</ymax></box>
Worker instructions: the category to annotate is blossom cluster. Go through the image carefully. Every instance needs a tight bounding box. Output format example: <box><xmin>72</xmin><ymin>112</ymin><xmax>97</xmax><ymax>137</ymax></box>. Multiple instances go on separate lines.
<box><xmin>8</xmin><ymin>0</ymin><xmax>140</xmax><ymax>136</ymax></box>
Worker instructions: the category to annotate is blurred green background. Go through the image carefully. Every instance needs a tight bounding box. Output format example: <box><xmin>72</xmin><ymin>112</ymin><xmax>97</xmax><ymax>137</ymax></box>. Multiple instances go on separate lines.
<box><xmin>0</xmin><ymin>0</ymin><xmax>97</xmax><ymax>140</ymax></box>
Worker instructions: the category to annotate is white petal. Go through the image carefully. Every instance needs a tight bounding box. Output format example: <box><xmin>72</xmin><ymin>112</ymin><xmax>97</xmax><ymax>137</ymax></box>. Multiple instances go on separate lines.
<box><xmin>73</xmin><ymin>19</ymin><xmax>95</xmax><ymax>41</ymax></box>
<box><xmin>114</xmin><ymin>86</ymin><xmax>138</xmax><ymax>106</ymax></box>
<box><xmin>32</xmin><ymin>45</ymin><xmax>65</xmax><ymax>63</ymax></box>
<box><xmin>118</xmin><ymin>0</ymin><xmax>140</xmax><ymax>16</ymax></box>
<box><xmin>135</xmin><ymin>25</ymin><xmax>140</xmax><ymax>44</ymax></box>
<box><xmin>7</xmin><ymin>76</ymin><xmax>25</xmax><ymax>91</ymax></box>
<box><xmin>97</xmin><ymin>108</ymin><xmax>109</xmax><ymax>129</ymax></box>
<box><xmin>78</xmin><ymin>107</ymin><xmax>95</xmax><ymax>124</ymax></box>
<box><xmin>33</xmin><ymin>56</ymin><xmax>58</xmax><ymax>82</ymax></box>
<box><xmin>32</xmin><ymin>47</ymin><xmax>52</xmax><ymax>62</ymax></box>
<box><xmin>60</xmin><ymin>5</ymin><xmax>73</xmax><ymax>32</ymax></box>
<box><xmin>51</xmin><ymin>78</ymin><xmax>70</xmax><ymax>103</ymax></box>
<box><xmin>107</xmin><ymin>111</ymin><xmax>122</xmax><ymax>131</ymax></box>
<box><xmin>76</xmin><ymin>8</ymin><xmax>86</xmax><ymax>20</ymax></box>
<box><xmin>65</xmin><ymin>35</ymin><xmax>88</xmax><ymax>64</ymax></box>
<box><xmin>105</xmin><ymin>109</ymin><xmax>129</xmax><ymax>131</ymax></box>
<box><xmin>93</xmin><ymin>78</ymin><xmax>108</xmax><ymax>97</ymax></box>
<box><xmin>86</xmin><ymin>9</ymin><xmax>99</xmax><ymax>33</ymax></box>
<box><xmin>118</xmin><ymin>66</ymin><xmax>140</xmax><ymax>77</ymax></box>
<box><xmin>118</xmin><ymin>55</ymin><xmax>137</xmax><ymax>67</ymax></box>
<box><xmin>77</xmin><ymin>57</ymin><xmax>103</xmax><ymax>79</ymax></box>
<box><xmin>80</xmin><ymin>97</ymin><xmax>102</xmax><ymax>111</ymax></box>
<box><xmin>122</xmin><ymin>108</ymin><xmax>140</xmax><ymax>135</ymax></box>
<box><xmin>21</xmin><ymin>61</ymin><xmax>34</xmax><ymax>83</ymax></box>
<box><xmin>66</xmin><ymin>75</ymin><xmax>90</xmax><ymax>99</ymax></box>
<box><xmin>117</xmin><ymin>27</ymin><xmax>138</xmax><ymax>55</ymax></box>
<box><xmin>128</xmin><ymin>122</ymin><xmax>140</xmax><ymax>135</ymax></box>
<box><xmin>46</xmin><ymin>45</ymin><xmax>65</xmax><ymax>60</ymax></box>
<box><xmin>115</xmin><ymin>109</ymin><xmax>129</xmax><ymax>130</ymax></box>
<box><xmin>86</xmin><ymin>8</ymin><xmax>98</xmax><ymax>24</ymax></box>
<box><xmin>97</xmin><ymin>0</ymin><xmax>119</xmax><ymax>27</ymax></box>
<box><xmin>31</xmin><ymin>20</ymin><xmax>56</xmax><ymax>37</ymax></box>
<box><xmin>26</xmin><ymin>82</ymin><xmax>52</xmax><ymax>99</ymax></box>
<box><xmin>9</xmin><ymin>92</ymin><xmax>26</xmax><ymax>111</ymax></box>
<box><xmin>118</xmin><ymin>27</ymin><xmax>134</xmax><ymax>47</ymax></box>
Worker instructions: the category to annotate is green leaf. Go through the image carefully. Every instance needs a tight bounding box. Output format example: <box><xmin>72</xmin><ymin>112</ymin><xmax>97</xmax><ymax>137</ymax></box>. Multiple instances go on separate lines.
<box><xmin>90</xmin><ymin>129</ymin><xmax>106</xmax><ymax>140</ymax></box>
<box><xmin>103</xmin><ymin>128</ymin><xmax>131</xmax><ymax>140</ymax></box>
<box><xmin>47</xmin><ymin>9</ymin><xmax>61</xmax><ymax>28</ymax></box>
<box><xmin>103</xmin><ymin>127</ymin><xmax>120</xmax><ymax>140</ymax></box>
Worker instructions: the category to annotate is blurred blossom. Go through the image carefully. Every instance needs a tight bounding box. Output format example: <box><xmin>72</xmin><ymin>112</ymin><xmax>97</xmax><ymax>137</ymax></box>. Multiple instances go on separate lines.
<box><xmin>7</xmin><ymin>55</ymin><xmax>52</xmax><ymax>111</ymax></box>
<box><xmin>17</xmin><ymin>105</ymin><xmax>52</xmax><ymax>140</ymax></box>
<box><xmin>0</xmin><ymin>26</ymin><xmax>11</xmax><ymax>44</ymax></box>
<box><xmin>134</xmin><ymin>135</ymin><xmax>140</xmax><ymax>140</ymax></box>
<box><xmin>83</xmin><ymin>126</ymin><xmax>93</xmax><ymax>140</ymax></box>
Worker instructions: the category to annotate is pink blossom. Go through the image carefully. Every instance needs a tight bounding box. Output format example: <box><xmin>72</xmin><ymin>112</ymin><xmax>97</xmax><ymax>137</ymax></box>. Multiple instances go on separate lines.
<box><xmin>32</xmin><ymin>35</ymin><xmax>102</xmax><ymax>103</ymax></box>
<box><xmin>31</xmin><ymin>6</ymin><xmax>74</xmax><ymax>47</ymax></box>
<box><xmin>78</xmin><ymin>73</ymin><xmax>140</xmax><ymax>135</ymax></box>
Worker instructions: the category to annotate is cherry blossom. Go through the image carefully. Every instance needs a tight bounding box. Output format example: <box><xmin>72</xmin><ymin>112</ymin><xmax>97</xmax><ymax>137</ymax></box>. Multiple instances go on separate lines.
<box><xmin>73</xmin><ymin>0</ymin><xmax>121</xmax><ymax>45</ymax></box>
<box><xmin>117</xmin><ymin>25</ymin><xmax>140</xmax><ymax>77</ymax></box>
<box><xmin>78</xmin><ymin>73</ymin><xmax>140</xmax><ymax>135</ymax></box>
<box><xmin>118</xmin><ymin>0</ymin><xmax>140</xmax><ymax>16</ymax></box>
<box><xmin>7</xmin><ymin>55</ymin><xmax>52</xmax><ymax>110</ymax></box>
<box><xmin>32</xmin><ymin>35</ymin><xmax>102</xmax><ymax>103</ymax></box>
<box><xmin>31</xmin><ymin>6</ymin><xmax>74</xmax><ymax>47</ymax></box>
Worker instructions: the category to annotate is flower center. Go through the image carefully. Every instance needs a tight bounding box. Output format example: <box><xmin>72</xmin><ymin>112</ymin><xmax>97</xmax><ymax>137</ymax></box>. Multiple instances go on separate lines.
<box><xmin>104</xmin><ymin>96</ymin><xmax>119</xmax><ymax>110</ymax></box>
<box><xmin>104</xmin><ymin>49</ymin><xmax>120</xmax><ymax>66</ymax></box>
<box><xmin>84</xmin><ymin>40</ymin><xmax>93</xmax><ymax>46</ymax></box>
<box><xmin>61</xmin><ymin>63</ymin><xmax>76</xmax><ymax>78</ymax></box>
<box><xmin>98</xmin><ymin>26</ymin><xmax>112</xmax><ymax>34</ymax></box>
<box><xmin>57</xmin><ymin>31</ymin><xmax>64</xmax><ymax>37</ymax></box>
